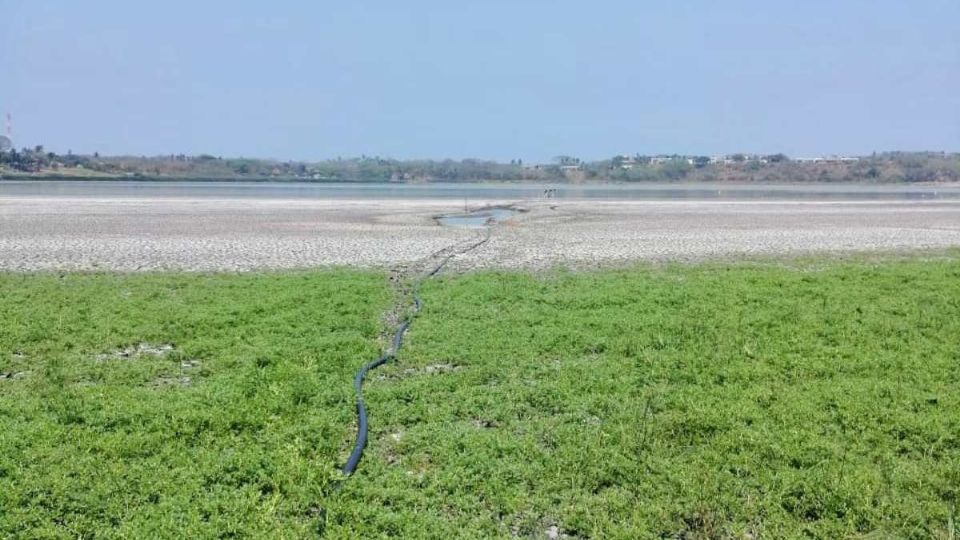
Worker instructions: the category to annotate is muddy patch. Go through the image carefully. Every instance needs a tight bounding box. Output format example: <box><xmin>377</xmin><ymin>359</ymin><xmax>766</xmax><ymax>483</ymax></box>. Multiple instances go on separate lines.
<box><xmin>436</xmin><ymin>206</ymin><xmax>522</xmax><ymax>228</ymax></box>
<box><xmin>424</xmin><ymin>363</ymin><xmax>459</xmax><ymax>374</ymax></box>
<box><xmin>507</xmin><ymin>514</ymin><xmax>573</xmax><ymax>539</ymax></box>
<box><xmin>377</xmin><ymin>430</ymin><xmax>406</xmax><ymax>466</ymax></box>
<box><xmin>471</xmin><ymin>418</ymin><xmax>499</xmax><ymax>429</ymax></box>
<box><xmin>152</xmin><ymin>357</ymin><xmax>202</xmax><ymax>387</ymax></box>
<box><xmin>373</xmin><ymin>363</ymin><xmax>463</xmax><ymax>382</ymax></box>
<box><xmin>400</xmin><ymin>363</ymin><xmax>462</xmax><ymax>377</ymax></box>
<box><xmin>96</xmin><ymin>342</ymin><xmax>175</xmax><ymax>361</ymax></box>
<box><xmin>94</xmin><ymin>342</ymin><xmax>201</xmax><ymax>387</ymax></box>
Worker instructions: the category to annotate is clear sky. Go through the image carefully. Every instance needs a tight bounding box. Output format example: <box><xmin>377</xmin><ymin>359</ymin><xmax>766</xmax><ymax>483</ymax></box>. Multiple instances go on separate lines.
<box><xmin>1</xmin><ymin>1</ymin><xmax>958</xmax><ymax>162</ymax></box>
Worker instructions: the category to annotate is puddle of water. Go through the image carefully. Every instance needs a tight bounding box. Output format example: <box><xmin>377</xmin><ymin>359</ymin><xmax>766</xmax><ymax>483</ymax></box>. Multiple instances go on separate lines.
<box><xmin>437</xmin><ymin>207</ymin><xmax>517</xmax><ymax>228</ymax></box>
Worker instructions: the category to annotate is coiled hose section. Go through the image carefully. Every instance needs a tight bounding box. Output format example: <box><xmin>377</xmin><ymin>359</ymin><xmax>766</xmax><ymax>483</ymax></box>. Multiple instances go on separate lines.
<box><xmin>342</xmin><ymin>228</ymin><xmax>491</xmax><ymax>475</ymax></box>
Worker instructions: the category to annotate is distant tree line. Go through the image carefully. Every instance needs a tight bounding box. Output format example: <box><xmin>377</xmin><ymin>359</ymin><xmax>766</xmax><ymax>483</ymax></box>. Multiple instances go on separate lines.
<box><xmin>2</xmin><ymin>147</ymin><xmax>958</xmax><ymax>183</ymax></box>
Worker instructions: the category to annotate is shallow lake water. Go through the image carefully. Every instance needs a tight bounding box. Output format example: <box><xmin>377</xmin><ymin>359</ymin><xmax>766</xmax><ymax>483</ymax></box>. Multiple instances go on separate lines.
<box><xmin>436</xmin><ymin>207</ymin><xmax>518</xmax><ymax>227</ymax></box>
<box><xmin>1</xmin><ymin>179</ymin><xmax>959</xmax><ymax>201</ymax></box>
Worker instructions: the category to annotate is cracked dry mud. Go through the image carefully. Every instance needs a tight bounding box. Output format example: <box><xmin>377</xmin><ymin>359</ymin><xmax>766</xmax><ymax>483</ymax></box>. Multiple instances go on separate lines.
<box><xmin>1</xmin><ymin>196</ymin><xmax>959</xmax><ymax>271</ymax></box>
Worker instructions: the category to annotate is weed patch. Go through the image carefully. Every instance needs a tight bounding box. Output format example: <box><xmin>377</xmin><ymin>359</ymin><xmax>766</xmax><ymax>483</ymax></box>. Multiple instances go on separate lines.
<box><xmin>2</xmin><ymin>259</ymin><xmax>959</xmax><ymax>538</ymax></box>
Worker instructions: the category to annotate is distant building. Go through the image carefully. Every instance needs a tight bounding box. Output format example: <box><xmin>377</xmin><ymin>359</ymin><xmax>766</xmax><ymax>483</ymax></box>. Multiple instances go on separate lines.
<box><xmin>615</xmin><ymin>154</ymin><xmax>637</xmax><ymax>169</ymax></box>
<box><xmin>795</xmin><ymin>155</ymin><xmax>860</xmax><ymax>163</ymax></box>
<box><xmin>648</xmin><ymin>155</ymin><xmax>695</xmax><ymax>165</ymax></box>
<box><xmin>708</xmin><ymin>154</ymin><xmax>767</xmax><ymax>165</ymax></box>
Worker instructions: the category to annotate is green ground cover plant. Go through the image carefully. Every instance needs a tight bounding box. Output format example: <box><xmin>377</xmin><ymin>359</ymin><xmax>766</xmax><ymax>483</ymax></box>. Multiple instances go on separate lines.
<box><xmin>2</xmin><ymin>257</ymin><xmax>958</xmax><ymax>538</ymax></box>
<box><xmin>0</xmin><ymin>271</ymin><xmax>389</xmax><ymax>538</ymax></box>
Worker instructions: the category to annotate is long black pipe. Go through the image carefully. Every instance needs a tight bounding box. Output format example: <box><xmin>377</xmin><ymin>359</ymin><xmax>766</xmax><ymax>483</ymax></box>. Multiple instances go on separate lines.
<box><xmin>342</xmin><ymin>228</ymin><xmax>491</xmax><ymax>475</ymax></box>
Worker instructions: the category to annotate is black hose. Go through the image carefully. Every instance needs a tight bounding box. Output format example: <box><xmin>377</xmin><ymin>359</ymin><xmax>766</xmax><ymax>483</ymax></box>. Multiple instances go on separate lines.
<box><xmin>342</xmin><ymin>228</ymin><xmax>491</xmax><ymax>475</ymax></box>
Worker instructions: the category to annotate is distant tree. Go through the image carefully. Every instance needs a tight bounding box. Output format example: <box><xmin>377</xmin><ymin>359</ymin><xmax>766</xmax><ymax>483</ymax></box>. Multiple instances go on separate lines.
<box><xmin>554</xmin><ymin>155</ymin><xmax>581</xmax><ymax>166</ymax></box>
<box><xmin>661</xmin><ymin>159</ymin><xmax>693</xmax><ymax>180</ymax></box>
<box><xmin>4</xmin><ymin>147</ymin><xmax>952</xmax><ymax>183</ymax></box>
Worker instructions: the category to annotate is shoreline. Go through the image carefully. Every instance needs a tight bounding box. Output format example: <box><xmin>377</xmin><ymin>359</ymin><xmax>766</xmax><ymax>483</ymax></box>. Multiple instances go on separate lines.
<box><xmin>4</xmin><ymin>175</ymin><xmax>960</xmax><ymax>187</ymax></box>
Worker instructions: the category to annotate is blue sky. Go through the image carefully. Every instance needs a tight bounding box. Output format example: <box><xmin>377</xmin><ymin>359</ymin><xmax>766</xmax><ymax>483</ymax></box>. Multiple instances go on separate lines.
<box><xmin>1</xmin><ymin>1</ymin><xmax>958</xmax><ymax>161</ymax></box>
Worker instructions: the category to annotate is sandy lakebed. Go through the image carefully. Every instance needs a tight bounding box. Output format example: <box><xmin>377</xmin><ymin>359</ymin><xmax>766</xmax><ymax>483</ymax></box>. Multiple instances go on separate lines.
<box><xmin>1</xmin><ymin>189</ymin><xmax>960</xmax><ymax>271</ymax></box>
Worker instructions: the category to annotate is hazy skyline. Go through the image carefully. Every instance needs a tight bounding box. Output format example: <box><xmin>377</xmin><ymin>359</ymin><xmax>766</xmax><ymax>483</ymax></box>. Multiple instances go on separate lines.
<box><xmin>2</xmin><ymin>0</ymin><xmax>958</xmax><ymax>162</ymax></box>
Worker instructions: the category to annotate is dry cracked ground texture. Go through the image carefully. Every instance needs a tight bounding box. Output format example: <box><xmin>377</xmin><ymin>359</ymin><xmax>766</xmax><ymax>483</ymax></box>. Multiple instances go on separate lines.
<box><xmin>1</xmin><ymin>197</ymin><xmax>959</xmax><ymax>271</ymax></box>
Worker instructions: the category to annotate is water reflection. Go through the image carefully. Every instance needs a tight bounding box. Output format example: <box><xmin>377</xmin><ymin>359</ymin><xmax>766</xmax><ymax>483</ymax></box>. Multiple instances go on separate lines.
<box><xmin>1</xmin><ymin>180</ymin><xmax>958</xmax><ymax>201</ymax></box>
<box><xmin>436</xmin><ymin>208</ymin><xmax>517</xmax><ymax>228</ymax></box>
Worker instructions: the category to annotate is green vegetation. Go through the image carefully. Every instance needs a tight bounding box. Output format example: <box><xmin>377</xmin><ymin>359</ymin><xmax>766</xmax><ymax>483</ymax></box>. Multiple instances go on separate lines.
<box><xmin>2</xmin><ymin>147</ymin><xmax>959</xmax><ymax>183</ymax></box>
<box><xmin>2</xmin><ymin>258</ymin><xmax>959</xmax><ymax>538</ymax></box>
<box><xmin>0</xmin><ymin>271</ymin><xmax>390</xmax><ymax>538</ymax></box>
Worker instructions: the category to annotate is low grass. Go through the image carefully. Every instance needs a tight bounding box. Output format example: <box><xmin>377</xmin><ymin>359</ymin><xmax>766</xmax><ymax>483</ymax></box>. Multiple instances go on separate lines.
<box><xmin>2</xmin><ymin>257</ymin><xmax>959</xmax><ymax>538</ymax></box>
<box><xmin>0</xmin><ymin>271</ymin><xmax>389</xmax><ymax>538</ymax></box>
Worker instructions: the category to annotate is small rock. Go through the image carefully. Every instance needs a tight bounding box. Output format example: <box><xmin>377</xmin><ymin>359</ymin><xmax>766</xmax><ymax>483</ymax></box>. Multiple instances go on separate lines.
<box><xmin>545</xmin><ymin>525</ymin><xmax>561</xmax><ymax>539</ymax></box>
